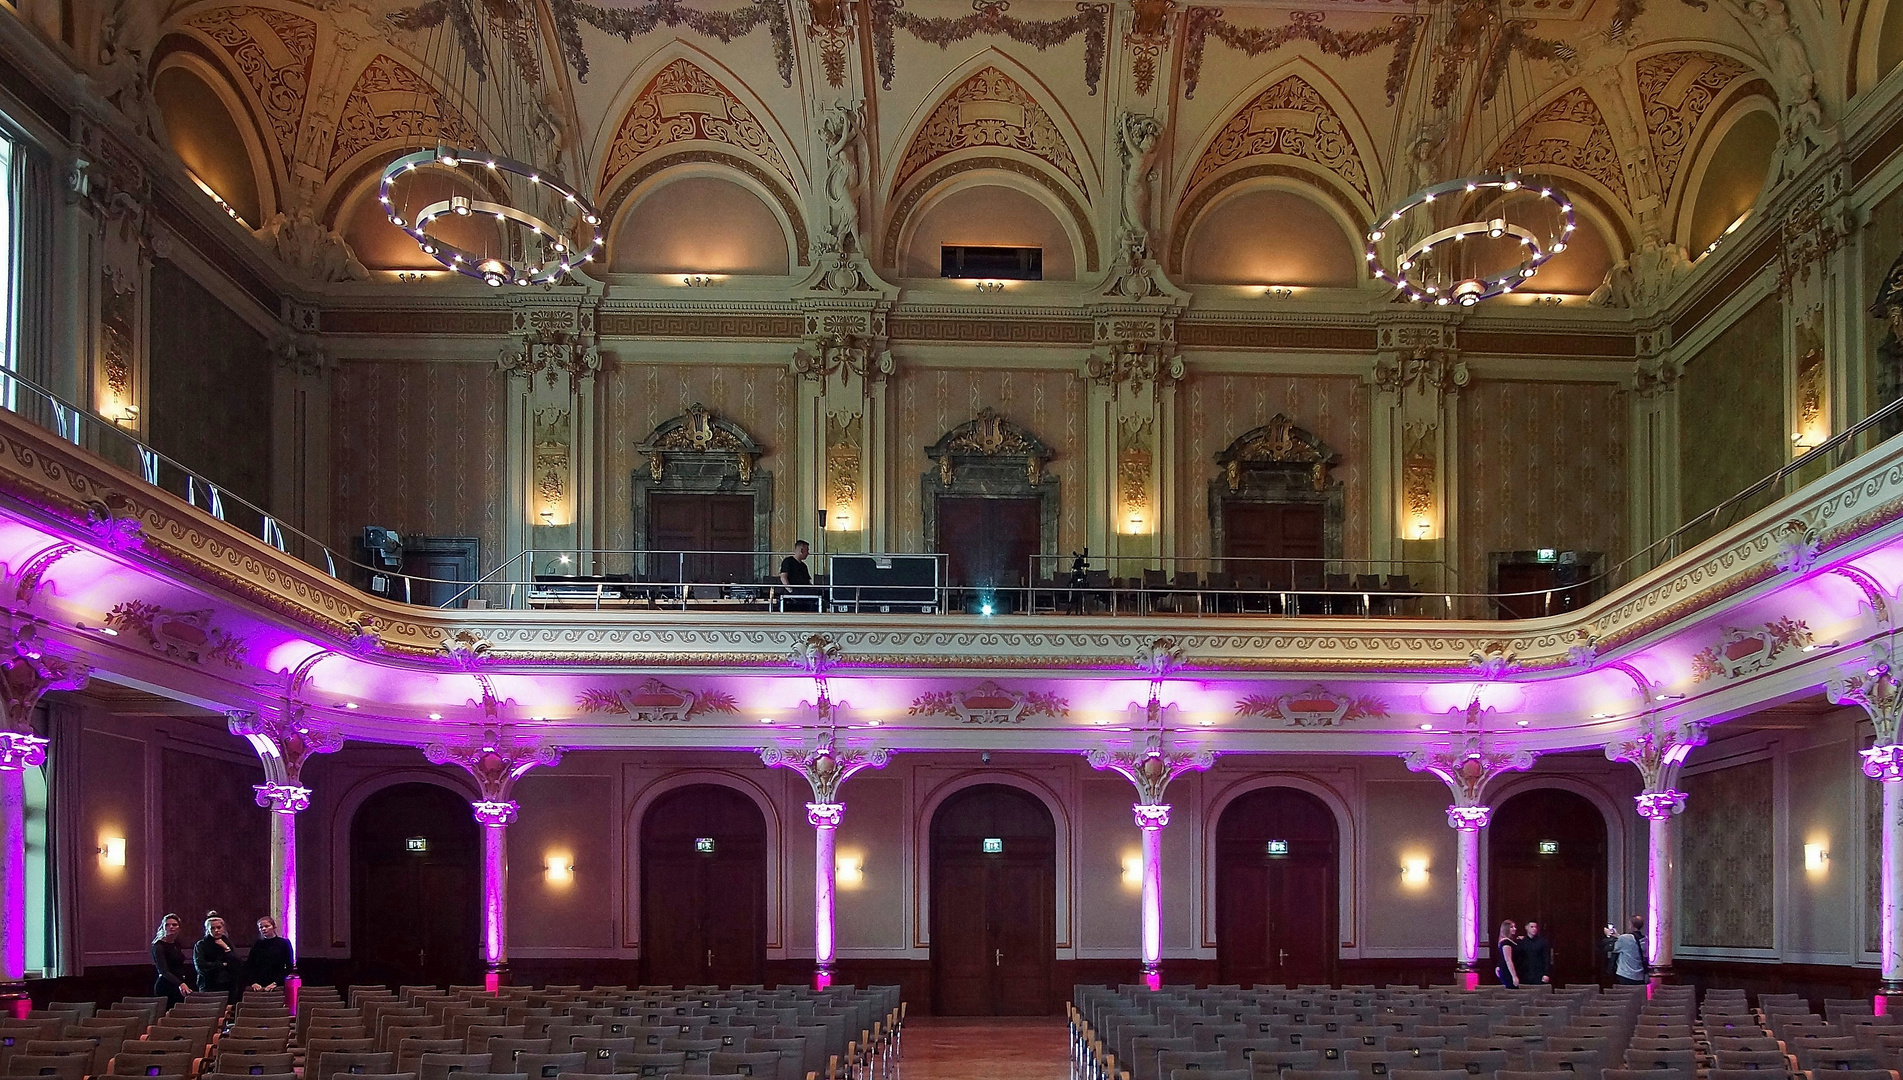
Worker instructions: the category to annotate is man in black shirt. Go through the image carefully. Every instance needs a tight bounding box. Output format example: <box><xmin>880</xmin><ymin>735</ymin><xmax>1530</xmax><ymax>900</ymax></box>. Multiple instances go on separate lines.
<box><xmin>1520</xmin><ymin>920</ymin><xmax>1552</xmax><ymax>985</ymax></box>
<box><xmin>780</xmin><ymin>540</ymin><xmax>812</xmax><ymax>587</ymax></box>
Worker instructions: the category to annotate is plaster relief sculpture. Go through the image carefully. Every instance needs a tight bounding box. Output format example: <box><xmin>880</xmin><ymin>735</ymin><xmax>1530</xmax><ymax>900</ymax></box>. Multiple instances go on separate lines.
<box><xmin>255</xmin><ymin>210</ymin><xmax>371</xmax><ymax>283</ymax></box>
<box><xmin>818</xmin><ymin>100</ymin><xmax>865</xmax><ymax>257</ymax></box>
<box><xmin>1117</xmin><ymin>110</ymin><xmax>1162</xmax><ymax>258</ymax></box>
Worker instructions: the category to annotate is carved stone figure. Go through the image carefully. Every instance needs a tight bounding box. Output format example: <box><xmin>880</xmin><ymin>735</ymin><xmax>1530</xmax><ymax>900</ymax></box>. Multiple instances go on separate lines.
<box><xmin>1116</xmin><ymin>111</ymin><xmax>1163</xmax><ymax>257</ymax></box>
<box><xmin>1780</xmin><ymin>72</ymin><xmax>1829</xmax><ymax>176</ymax></box>
<box><xmin>526</xmin><ymin>83</ymin><xmax>575</xmax><ymax>178</ymax></box>
<box><xmin>95</xmin><ymin>0</ymin><xmax>159</xmax><ymax>132</ymax></box>
<box><xmin>1590</xmin><ymin>236</ymin><xmax>1693</xmax><ymax>308</ymax></box>
<box><xmin>818</xmin><ymin>101</ymin><xmax>865</xmax><ymax>255</ymax></box>
<box><xmin>255</xmin><ymin>210</ymin><xmax>371</xmax><ymax>283</ymax></box>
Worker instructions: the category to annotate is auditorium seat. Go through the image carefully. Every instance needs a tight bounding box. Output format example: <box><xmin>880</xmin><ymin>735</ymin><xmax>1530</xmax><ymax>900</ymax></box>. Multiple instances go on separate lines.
<box><xmin>207</xmin><ymin>1055</ymin><xmax>294</xmax><ymax>1076</ymax></box>
<box><xmin>315</xmin><ymin>1051</ymin><xmax>397</xmax><ymax>1080</ymax></box>
<box><xmin>6</xmin><ymin>1055</ymin><xmax>89</xmax><ymax>1080</ymax></box>
<box><xmin>1442</xmin><ymin>1049</ymin><xmax>1512</xmax><ymax>1077</ymax></box>
<box><xmin>512</xmin><ymin>1054</ymin><xmax>584</xmax><ymax>1080</ymax></box>
<box><xmin>705</xmin><ymin>1051</ymin><xmax>779</xmax><ymax>1077</ymax></box>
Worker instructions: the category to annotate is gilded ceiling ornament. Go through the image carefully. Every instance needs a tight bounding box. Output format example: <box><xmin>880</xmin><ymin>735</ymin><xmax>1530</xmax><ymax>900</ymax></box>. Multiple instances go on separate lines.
<box><xmin>892</xmin><ymin>67</ymin><xmax>1086</xmax><ymax>195</ymax></box>
<box><xmin>104</xmin><ymin>601</ymin><xmax>248</xmax><ymax>668</ymax></box>
<box><xmin>425</xmin><ymin>725</ymin><xmax>562</xmax><ymax>804</ymax></box>
<box><xmin>1236</xmin><ymin>685</ymin><xmax>1388</xmax><ymax>727</ymax></box>
<box><xmin>1404</xmin><ymin>698</ymin><xmax>1535</xmax><ymax>809</ymax></box>
<box><xmin>637</xmin><ymin>405</ymin><xmax>762</xmax><ymax>483</ymax></box>
<box><xmin>0</xmin><ymin>624</ymin><xmax>90</xmax><ymax>730</ymax></box>
<box><xmin>1690</xmin><ymin>619</ymin><xmax>1812</xmax><ymax>682</ymax></box>
<box><xmin>1634</xmin><ymin>51</ymin><xmax>1750</xmax><ymax>200</ymax></box>
<box><xmin>327</xmin><ymin>55</ymin><xmax>472</xmax><ymax>173</ymax></box>
<box><xmin>868</xmin><ymin>0</ymin><xmax>1111</xmax><ymax>93</ymax></box>
<box><xmin>1088</xmin><ymin>730</ymin><xmax>1214</xmax><ymax>805</ymax></box>
<box><xmin>186</xmin><ymin>7</ymin><xmax>318</xmax><ymax>164</ymax></box>
<box><xmin>226</xmin><ymin>709</ymin><xmax>344</xmax><ymax>786</ymax></box>
<box><xmin>1184</xmin><ymin>73</ymin><xmax>1371</xmax><ymax>202</ymax></box>
<box><xmin>1125</xmin><ymin>0</ymin><xmax>1176</xmax><ymax>95</ymax></box>
<box><xmin>1180</xmin><ymin>9</ymin><xmax>1416</xmax><ymax>101</ymax></box>
<box><xmin>1486</xmin><ymin>86</ymin><xmax>1630</xmax><ymax>207</ymax></box>
<box><xmin>551</xmin><ymin>0</ymin><xmax>795</xmax><ymax>87</ymax></box>
<box><xmin>760</xmin><ymin>736</ymin><xmax>889</xmax><ymax>803</ymax></box>
<box><xmin>596</xmin><ymin>58</ymin><xmax>795</xmax><ymax>191</ymax></box>
<box><xmin>576</xmin><ymin>678</ymin><xmax>738</xmax><ymax>721</ymax></box>
<box><xmin>1605</xmin><ymin>716</ymin><xmax>1708</xmax><ymax>794</ymax></box>
<box><xmin>807</xmin><ymin>0</ymin><xmax>855</xmax><ymax>86</ymax></box>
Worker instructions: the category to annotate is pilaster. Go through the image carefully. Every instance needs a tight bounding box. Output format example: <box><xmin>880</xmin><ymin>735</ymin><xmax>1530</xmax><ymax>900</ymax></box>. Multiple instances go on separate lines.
<box><xmin>1369</xmin><ymin>322</ymin><xmax>1464</xmax><ymax>591</ymax></box>
<box><xmin>790</xmin><ymin>297</ymin><xmax>894</xmax><ymax>556</ymax></box>
<box><xmin>499</xmin><ymin>302</ymin><xmax>600</xmax><ymax>576</ymax></box>
<box><xmin>1778</xmin><ymin>162</ymin><xmax>1855</xmax><ymax>466</ymax></box>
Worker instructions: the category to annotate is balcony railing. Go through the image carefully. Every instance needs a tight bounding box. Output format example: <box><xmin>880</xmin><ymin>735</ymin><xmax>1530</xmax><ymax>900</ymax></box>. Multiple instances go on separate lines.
<box><xmin>4</xmin><ymin>365</ymin><xmax>1901</xmax><ymax>621</ymax></box>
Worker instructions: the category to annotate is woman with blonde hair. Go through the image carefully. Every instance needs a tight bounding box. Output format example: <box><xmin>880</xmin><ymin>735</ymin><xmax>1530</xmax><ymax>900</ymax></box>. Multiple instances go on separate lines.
<box><xmin>1494</xmin><ymin>919</ymin><xmax>1521</xmax><ymax>988</ymax></box>
<box><xmin>192</xmin><ymin>911</ymin><xmax>239</xmax><ymax>1002</ymax></box>
<box><xmin>149</xmin><ymin>913</ymin><xmax>192</xmax><ymax>1004</ymax></box>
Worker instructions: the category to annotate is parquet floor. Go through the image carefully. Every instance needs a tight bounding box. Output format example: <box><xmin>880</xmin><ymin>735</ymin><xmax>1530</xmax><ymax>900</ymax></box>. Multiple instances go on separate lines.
<box><xmin>892</xmin><ymin>1017</ymin><xmax>1072</xmax><ymax>1079</ymax></box>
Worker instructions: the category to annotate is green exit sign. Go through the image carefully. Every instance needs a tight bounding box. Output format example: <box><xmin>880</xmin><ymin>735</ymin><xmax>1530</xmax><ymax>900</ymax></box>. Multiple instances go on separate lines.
<box><xmin>695</xmin><ymin>837</ymin><xmax>716</xmax><ymax>853</ymax></box>
<box><xmin>1538</xmin><ymin>839</ymin><xmax>1559</xmax><ymax>855</ymax></box>
<box><xmin>982</xmin><ymin>837</ymin><xmax>1003</xmax><ymax>854</ymax></box>
<box><xmin>1265</xmin><ymin>840</ymin><xmax>1289</xmax><ymax>856</ymax></box>
<box><xmin>405</xmin><ymin>837</ymin><xmax>428</xmax><ymax>853</ymax></box>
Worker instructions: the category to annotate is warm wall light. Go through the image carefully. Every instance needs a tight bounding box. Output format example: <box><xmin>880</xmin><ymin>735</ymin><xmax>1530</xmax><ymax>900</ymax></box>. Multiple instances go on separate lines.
<box><xmin>98</xmin><ymin>836</ymin><xmax>126</xmax><ymax>868</ymax></box>
<box><xmin>1805</xmin><ymin>841</ymin><xmax>1830</xmax><ymax>873</ymax></box>
<box><xmin>1121</xmin><ymin>853</ymin><xmax>1143</xmax><ymax>889</ymax></box>
<box><xmin>1400</xmin><ymin>855</ymin><xmax>1430</xmax><ymax>887</ymax></box>
<box><xmin>836</xmin><ymin>852</ymin><xmax>864</xmax><ymax>888</ymax></box>
<box><xmin>544</xmin><ymin>852</ymin><xmax>574</xmax><ymax>883</ymax></box>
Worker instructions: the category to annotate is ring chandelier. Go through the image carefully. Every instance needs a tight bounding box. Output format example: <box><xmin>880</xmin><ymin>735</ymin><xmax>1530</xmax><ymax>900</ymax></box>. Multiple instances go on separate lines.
<box><xmin>379</xmin><ymin>149</ymin><xmax>603</xmax><ymax>288</ymax></box>
<box><xmin>1366</xmin><ymin>174</ymin><xmax>1576</xmax><ymax>306</ymax></box>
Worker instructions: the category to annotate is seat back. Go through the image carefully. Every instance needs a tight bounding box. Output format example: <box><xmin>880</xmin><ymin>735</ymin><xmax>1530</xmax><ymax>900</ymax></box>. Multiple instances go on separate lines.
<box><xmin>416</xmin><ymin>1054</ymin><xmax>492</xmax><ymax>1080</ymax></box>
<box><xmin>511</xmin><ymin>1054</ymin><xmax>584</xmax><ymax>1080</ymax></box>
<box><xmin>707</xmin><ymin>1051</ymin><xmax>780</xmax><ymax>1077</ymax></box>
<box><xmin>315</xmin><ymin>1051</ymin><xmax>398</xmax><ymax>1080</ymax></box>
<box><xmin>1441</xmin><ymin>1050</ymin><xmax>1512</xmax><ymax>1077</ymax></box>
<box><xmin>606</xmin><ymin>1053</ymin><xmax>686</xmax><ymax>1078</ymax></box>
<box><xmin>6</xmin><ymin>1056</ymin><xmax>87</xmax><ymax>1080</ymax></box>
<box><xmin>210</xmin><ymin>1054</ymin><xmax>295</xmax><ymax>1075</ymax></box>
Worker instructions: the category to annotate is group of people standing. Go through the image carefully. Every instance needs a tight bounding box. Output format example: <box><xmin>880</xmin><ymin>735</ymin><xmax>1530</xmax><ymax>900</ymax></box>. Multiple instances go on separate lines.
<box><xmin>1492</xmin><ymin>915</ymin><xmax>1651</xmax><ymax>988</ymax></box>
<box><xmin>150</xmin><ymin>912</ymin><xmax>295</xmax><ymax>1004</ymax></box>
<box><xmin>1492</xmin><ymin>919</ymin><xmax>1555</xmax><ymax>988</ymax></box>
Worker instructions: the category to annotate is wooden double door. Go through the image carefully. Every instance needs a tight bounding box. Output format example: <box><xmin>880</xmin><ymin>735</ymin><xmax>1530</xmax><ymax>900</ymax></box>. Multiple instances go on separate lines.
<box><xmin>1487</xmin><ymin>788</ymin><xmax>1607</xmax><ymax>986</ymax></box>
<box><xmin>647</xmin><ymin>493</ymin><xmax>754</xmax><ymax>585</ymax></box>
<box><xmin>640</xmin><ymin>785</ymin><xmax>768</xmax><ymax>987</ymax></box>
<box><xmin>937</xmin><ymin>497</ymin><xmax>1041</xmax><ymax>610</ymax></box>
<box><xmin>351</xmin><ymin>783</ymin><xmax>482</xmax><ymax>988</ymax></box>
<box><xmin>930</xmin><ymin>784</ymin><xmax>1055</xmax><ymax>1015</ymax></box>
<box><xmin>1215</xmin><ymin>787</ymin><xmax>1339</xmax><ymax>988</ymax></box>
<box><xmin>1222</xmin><ymin>501</ymin><xmax>1325</xmax><ymax>588</ymax></box>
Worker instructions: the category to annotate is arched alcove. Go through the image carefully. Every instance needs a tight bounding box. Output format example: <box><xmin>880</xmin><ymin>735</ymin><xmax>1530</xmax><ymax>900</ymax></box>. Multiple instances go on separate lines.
<box><xmin>610</xmin><ymin>175</ymin><xmax>791</xmax><ymax>275</ymax></box>
<box><xmin>902</xmin><ymin>183</ymin><xmax>1077</xmax><ymax>280</ymax></box>
<box><xmin>153</xmin><ymin>65</ymin><xmax>264</xmax><ymax>226</ymax></box>
<box><xmin>1683</xmin><ymin>108</ymin><xmax>1778</xmax><ymax>253</ymax></box>
<box><xmin>349</xmin><ymin>781</ymin><xmax>481</xmax><ymax>987</ymax></box>
<box><xmin>1214</xmin><ymin>786</ymin><xmax>1340</xmax><ymax>987</ymax></box>
<box><xmin>1182</xmin><ymin>187</ymin><xmax>1361</xmax><ymax>287</ymax></box>
<box><xmin>1486</xmin><ymin>786</ymin><xmax>1609</xmax><ymax>986</ymax></box>
<box><xmin>929</xmin><ymin>783</ymin><xmax>1056</xmax><ymax>1015</ymax></box>
<box><xmin>640</xmin><ymin>783</ymin><xmax>768</xmax><ymax>987</ymax></box>
<box><xmin>1880</xmin><ymin>0</ymin><xmax>1903</xmax><ymax>85</ymax></box>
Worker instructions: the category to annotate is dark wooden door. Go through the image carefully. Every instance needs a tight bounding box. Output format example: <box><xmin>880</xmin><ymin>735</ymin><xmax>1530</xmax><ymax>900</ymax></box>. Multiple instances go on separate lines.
<box><xmin>1223</xmin><ymin>501</ymin><xmax>1325</xmax><ymax>588</ymax></box>
<box><xmin>937</xmin><ymin>497</ymin><xmax>1041</xmax><ymax>610</ymax></box>
<box><xmin>640</xmin><ymin>784</ymin><xmax>767</xmax><ymax>987</ymax></box>
<box><xmin>1488</xmin><ymin>788</ymin><xmax>1607</xmax><ymax>987</ymax></box>
<box><xmin>930</xmin><ymin>785</ymin><xmax>1056</xmax><ymax>1015</ymax></box>
<box><xmin>1216</xmin><ymin>787</ymin><xmax>1338</xmax><ymax>988</ymax></box>
<box><xmin>648</xmin><ymin>494</ymin><xmax>754</xmax><ymax>585</ymax></box>
<box><xmin>350</xmin><ymin>782</ymin><xmax>481</xmax><ymax>987</ymax></box>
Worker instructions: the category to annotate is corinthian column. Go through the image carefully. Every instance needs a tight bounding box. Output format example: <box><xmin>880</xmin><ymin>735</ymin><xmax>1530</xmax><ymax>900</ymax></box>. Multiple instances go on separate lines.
<box><xmin>426</xmin><ymin>725</ymin><xmax>562</xmax><ymax>988</ymax></box>
<box><xmin>228</xmin><ymin>703</ymin><xmax>343</xmax><ymax>976</ymax></box>
<box><xmin>1830</xmin><ymin>663</ymin><xmax>1903</xmax><ymax>999</ymax></box>
<box><xmin>1607</xmin><ymin>717</ymin><xmax>1708</xmax><ymax>977</ymax></box>
<box><xmin>1405</xmin><ymin>699</ymin><xmax>1535</xmax><ymax>980</ymax></box>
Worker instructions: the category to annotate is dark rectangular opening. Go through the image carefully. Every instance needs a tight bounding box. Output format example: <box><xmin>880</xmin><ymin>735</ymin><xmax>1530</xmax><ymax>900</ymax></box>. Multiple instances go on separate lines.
<box><xmin>941</xmin><ymin>245</ymin><xmax>1042</xmax><ymax>280</ymax></box>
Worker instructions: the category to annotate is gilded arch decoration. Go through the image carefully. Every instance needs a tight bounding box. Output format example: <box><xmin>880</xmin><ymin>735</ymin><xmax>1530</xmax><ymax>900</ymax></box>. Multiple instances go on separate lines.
<box><xmin>1183</xmin><ymin>74</ymin><xmax>1372</xmax><ymax>202</ymax></box>
<box><xmin>596</xmin><ymin>58</ymin><xmax>797</xmax><ymax>193</ymax></box>
<box><xmin>177</xmin><ymin>6</ymin><xmax>316</xmax><ymax>169</ymax></box>
<box><xmin>882</xmin><ymin>156</ymin><xmax>1099</xmax><ymax>271</ymax></box>
<box><xmin>1486</xmin><ymin>86</ymin><xmax>1631</xmax><ymax>208</ymax></box>
<box><xmin>1168</xmin><ymin>163</ymin><xmax>1366</xmax><ymax>275</ymax></box>
<box><xmin>326</xmin><ymin>54</ymin><xmax>475</xmax><ymax>175</ymax></box>
<box><xmin>1635</xmin><ymin>50</ymin><xmax>1754</xmax><ymax>201</ymax></box>
<box><xmin>892</xmin><ymin>66</ymin><xmax>1088</xmax><ymax>194</ymax></box>
<box><xmin>1208</xmin><ymin>414</ymin><xmax>1345</xmax><ymax>564</ymax></box>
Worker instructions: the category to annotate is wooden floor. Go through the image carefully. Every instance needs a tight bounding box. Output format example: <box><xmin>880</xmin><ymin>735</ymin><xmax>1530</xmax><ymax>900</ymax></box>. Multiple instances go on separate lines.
<box><xmin>896</xmin><ymin>1017</ymin><xmax>1071</xmax><ymax>1078</ymax></box>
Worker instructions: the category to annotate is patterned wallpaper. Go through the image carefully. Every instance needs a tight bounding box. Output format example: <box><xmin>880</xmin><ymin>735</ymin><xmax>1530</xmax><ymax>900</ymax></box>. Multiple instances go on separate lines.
<box><xmin>1681</xmin><ymin>759</ymin><xmax>1775</xmax><ymax>948</ymax></box>
<box><xmin>149</xmin><ymin>262</ymin><xmax>273</xmax><ymax>510</ymax></box>
<box><xmin>1456</xmin><ymin>380</ymin><xmax>1629</xmax><ymax>592</ymax></box>
<box><xmin>599</xmin><ymin>361</ymin><xmax>794</xmax><ymax>552</ymax></box>
<box><xmin>1179</xmin><ymin>373</ymin><xmax>1369</xmax><ymax>561</ymax></box>
<box><xmin>330</xmin><ymin>360</ymin><xmax>506</xmax><ymax>572</ymax></box>
<box><xmin>888</xmin><ymin>366</ymin><xmax>1085</xmax><ymax>553</ymax></box>
<box><xmin>1679</xmin><ymin>296</ymin><xmax>1784</xmax><ymax>532</ymax></box>
<box><xmin>161</xmin><ymin>748</ymin><xmax>269</xmax><ymax>935</ymax></box>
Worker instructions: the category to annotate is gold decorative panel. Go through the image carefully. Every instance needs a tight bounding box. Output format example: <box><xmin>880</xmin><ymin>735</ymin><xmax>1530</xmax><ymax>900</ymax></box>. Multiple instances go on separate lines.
<box><xmin>892</xmin><ymin>67</ymin><xmax>1086</xmax><ymax>195</ymax></box>
<box><xmin>596</xmin><ymin>58</ymin><xmax>796</xmax><ymax>190</ymax></box>
<box><xmin>328</xmin><ymin>55</ymin><xmax>472</xmax><ymax>173</ymax></box>
<box><xmin>1681</xmin><ymin>758</ymin><xmax>1775</xmax><ymax>948</ymax></box>
<box><xmin>186</xmin><ymin>6</ymin><xmax>318</xmax><ymax>166</ymax></box>
<box><xmin>1487</xmin><ymin>87</ymin><xmax>1629</xmax><ymax>207</ymax></box>
<box><xmin>1636</xmin><ymin>51</ymin><xmax>1751</xmax><ymax>201</ymax></box>
<box><xmin>1183</xmin><ymin>73</ymin><xmax>1371</xmax><ymax>202</ymax></box>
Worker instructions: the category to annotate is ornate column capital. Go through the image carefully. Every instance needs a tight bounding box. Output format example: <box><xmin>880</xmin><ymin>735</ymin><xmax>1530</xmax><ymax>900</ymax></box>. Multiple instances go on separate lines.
<box><xmin>1635</xmin><ymin>789</ymin><xmax>1688</xmax><ymax>819</ymax></box>
<box><xmin>1865</xmin><ymin>744</ymin><xmax>1903</xmax><ymax>781</ymax></box>
<box><xmin>1607</xmin><ymin>716</ymin><xmax>1709</xmax><ymax>794</ymax></box>
<box><xmin>1832</xmin><ymin>663</ymin><xmax>1903</xmax><ymax>746</ymax></box>
<box><xmin>1446</xmin><ymin>804</ymin><xmax>1493</xmax><ymax>830</ymax></box>
<box><xmin>472</xmin><ymin>799</ymin><xmax>518</xmax><ymax>827</ymax></box>
<box><xmin>0</xmin><ymin>624</ymin><xmax>90</xmax><ymax>727</ymax></box>
<box><xmin>1404</xmin><ymin>734</ymin><xmax>1535</xmax><ymax>810</ymax></box>
<box><xmin>806</xmin><ymin>802</ymin><xmax>845</xmax><ymax>829</ymax></box>
<box><xmin>760</xmin><ymin>737</ymin><xmax>888</xmax><ymax>804</ymax></box>
<box><xmin>1133</xmin><ymin>803</ymin><xmax>1172</xmax><ymax>830</ymax></box>
<box><xmin>0</xmin><ymin>731</ymin><xmax>47</xmax><ymax>771</ymax></box>
<box><xmin>425</xmin><ymin>726</ymin><xmax>562</xmax><ymax>804</ymax></box>
<box><xmin>253</xmin><ymin>782</ymin><xmax>311</xmax><ymax>813</ymax></box>
<box><xmin>1088</xmin><ymin>730</ymin><xmax>1214</xmax><ymax>806</ymax></box>
<box><xmin>228</xmin><ymin>708</ymin><xmax>344</xmax><ymax>787</ymax></box>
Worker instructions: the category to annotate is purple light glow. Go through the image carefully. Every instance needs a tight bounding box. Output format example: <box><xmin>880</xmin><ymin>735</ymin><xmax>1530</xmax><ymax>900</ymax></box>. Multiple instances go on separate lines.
<box><xmin>1883</xmin><ymin>779</ymin><xmax>1903</xmax><ymax>988</ymax></box>
<box><xmin>1453</xmin><ymin>816</ymin><xmax>1483</xmax><ymax>972</ymax></box>
<box><xmin>0</xmin><ymin>768</ymin><xmax>23</xmax><ymax>986</ymax></box>
<box><xmin>1137</xmin><ymin>805</ymin><xmax>1168</xmax><ymax>979</ymax></box>
<box><xmin>808</xmin><ymin>802</ymin><xmax>842</xmax><ymax>986</ymax></box>
<box><xmin>474</xmin><ymin>803</ymin><xmax>515</xmax><ymax>974</ymax></box>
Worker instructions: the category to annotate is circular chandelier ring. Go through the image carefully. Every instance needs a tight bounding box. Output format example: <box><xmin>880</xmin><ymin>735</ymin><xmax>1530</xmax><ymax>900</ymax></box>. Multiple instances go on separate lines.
<box><xmin>1365</xmin><ymin>173</ymin><xmax>1576</xmax><ymax>307</ymax></box>
<box><xmin>378</xmin><ymin>148</ymin><xmax>604</xmax><ymax>288</ymax></box>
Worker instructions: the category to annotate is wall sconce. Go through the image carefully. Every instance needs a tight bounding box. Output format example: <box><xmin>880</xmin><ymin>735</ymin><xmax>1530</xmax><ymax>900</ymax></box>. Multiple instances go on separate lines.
<box><xmin>110</xmin><ymin>404</ymin><xmax>139</xmax><ymax>427</ymax></box>
<box><xmin>1400</xmin><ymin>856</ymin><xmax>1429</xmax><ymax>888</ymax></box>
<box><xmin>1263</xmin><ymin>286</ymin><xmax>1295</xmax><ymax>299</ymax></box>
<box><xmin>974</xmin><ymin>280</ymin><xmax>1005</xmax><ymax>293</ymax></box>
<box><xmin>1804</xmin><ymin>842</ymin><xmax>1829</xmax><ymax>873</ymax></box>
<box><xmin>1121</xmin><ymin>853</ymin><xmax>1143</xmax><ymax>889</ymax></box>
<box><xmin>682</xmin><ymin>275</ymin><xmax>717</xmax><ymax>287</ymax></box>
<box><xmin>836</xmin><ymin>853</ymin><xmax>864</xmax><ymax>888</ymax></box>
<box><xmin>98</xmin><ymin>836</ymin><xmax>126</xmax><ymax>868</ymax></box>
<box><xmin>544</xmin><ymin>853</ymin><xmax>574</xmax><ymax>883</ymax></box>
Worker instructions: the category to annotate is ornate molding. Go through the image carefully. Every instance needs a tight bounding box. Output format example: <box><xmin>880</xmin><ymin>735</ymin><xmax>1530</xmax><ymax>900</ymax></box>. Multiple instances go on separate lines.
<box><xmin>908</xmin><ymin>681</ymin><xmax>1069</xmax><ymax>724</ymax></box>
<box><xmin>1235</xmin><ymin>685</ymin><xmax>1388</xmax><ymax>727</ymax></box>
<box><xmin>1087</xmin><ymin>730</ymin><xmax>1215</xmax><ymax>805</ymax></box>
<box><xmin>576</xmin><ymin>678</ymin><xmax>738</xmax><ymax>722</ymax></box>
<box><xmin>424</xmin><ymin>727</ymin><xmax>562</xmax><ymax>804</ymax></box>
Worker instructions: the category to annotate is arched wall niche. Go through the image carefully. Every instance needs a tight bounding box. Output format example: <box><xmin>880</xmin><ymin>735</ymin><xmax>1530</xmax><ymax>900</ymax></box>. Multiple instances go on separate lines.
<box><xmin>151</xmin><ymin>52</ymin><xmax>274</xmax><ymax>227</ymax></box>
<box><xmin>897</xmin><ymin>175</ymin><xmax>1081</xmax><ymax>280</ymax></box>
<box><xmin>883</xmin><ymin>52</ymin><xmax>1099</xmax><ymax>274</ymax></box>
<box><xmin>322</xmin><ymin>768</ymin><xmax>479</xmax><ymax>954</ymax></box>
<box><xmin>1853</xmin><ymin>0</ymin><xmax>1903</xmax><ymax>96</ymax></box>
<box><xmin>1532</xmin><ymin>203</ymin><xmax>1618</xmax><ymax>295</ymax></box>
<box><xmin>332</xmin><ymin>159</ymin><xmax>506</xmax><ymax>271</ymax></box>
<box><xmin>600</xmin><ymin>153</ymin><xmax>809</xmax><ymax>270</ymax></box>
<box><xmin>1482</xmin><ymin>773</ymin><xmax>1630</xmax><ymax>934</ymax></box>
<box><xmin>623</xmin><ymin>770</ymin><xmax>785</xmax><ymax>958</ymax></box>
<box><xmin>608</xmin><ymin>170</ymin><xmax>795</xmax><ymax>276</ymax></box>
<box><xmin>1180</xmin><ymin>182</ymin><xmax>1362</xmax><ymax>287</ymax></box>
<box><xmin>1678</xmin><ymin>101</ymin><xmax>1780</xmax><ymax>254</ymax></box>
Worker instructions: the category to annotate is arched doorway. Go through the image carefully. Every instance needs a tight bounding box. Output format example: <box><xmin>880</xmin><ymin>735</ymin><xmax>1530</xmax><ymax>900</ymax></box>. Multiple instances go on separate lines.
<box><xmin>640</xmin><ymin>784</ymin><xmax>767</xmax><ymax>987</ymax></box>
<box><xmin>350</xmin><ymin>782</ymin><xmax>481</xmax><ymax>987</ymax></box>
<box><xmin>929</xmin><ymin>783</ymin><xmax>1056</xmax><ymax>1015</ymax></box>
<box><xmin>1488</xmin><ymin>787</ymin><xmax>1609</xmax><ymax>986</ymax></box>
<box><xmin>1215</xmin><ymin>786</ymin><xmax>1339</xmax><ymax>987</ymax></box>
